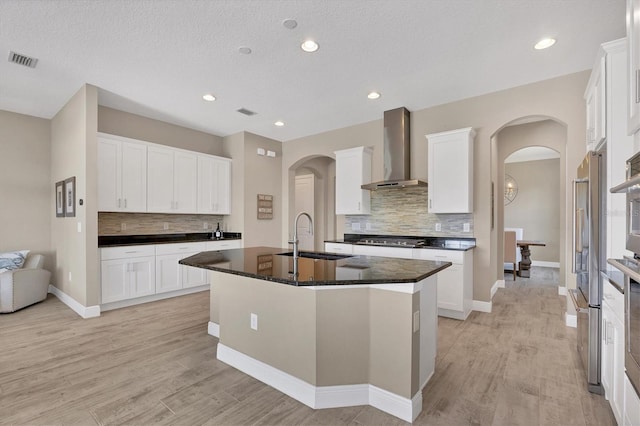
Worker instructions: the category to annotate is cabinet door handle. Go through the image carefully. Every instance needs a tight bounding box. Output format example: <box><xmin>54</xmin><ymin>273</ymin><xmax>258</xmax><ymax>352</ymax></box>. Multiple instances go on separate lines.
<box><xmin>118</xmin><ymin>198</ymin><xmax>121</xmax><ymax>208</ymax></box>
<box><xmin>429</xmin><ymin>199</ymin><xmax>432</xmax><ymax>209</ymax></box>
<box><xmin>358</xmin><ymin>201</ymin><xmax>360</xmax><ymax>211</ymax></box>
<box><xmin>124</xmin><ymin>198</ymin><xmax>127</xmax><ymax>208</ymax></box>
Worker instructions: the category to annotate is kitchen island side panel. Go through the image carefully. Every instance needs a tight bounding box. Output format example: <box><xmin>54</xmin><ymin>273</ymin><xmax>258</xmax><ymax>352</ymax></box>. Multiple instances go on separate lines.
<box><xmin>315</xmin><ymin>288</ymin><xmax>370</xmax><ymax>386</ymax></box>
<box><xmin>217</xmin><ymin>273</ymin><xmax>318</xmax><ymax>385</ymax></box>
<box><xmin>369</xmin><ymin>288</ymin><xmax>417</xmax><ymax>399</ymax></box>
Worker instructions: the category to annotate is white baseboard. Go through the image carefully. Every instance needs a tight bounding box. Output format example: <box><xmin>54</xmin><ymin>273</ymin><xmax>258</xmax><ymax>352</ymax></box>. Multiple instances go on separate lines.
<box><xmin>48</xmin><ymin>285</ymin><xmax>100</xmax><ymax>319</ymax></box>
<box><xmin>532</xmin><ymin>260</ymin><xmax>560</xmax><ymax>268</ymax></box>
<box><xmin>492</xmin><ymin>280</ymin><xmax>505</xmax><ymax>298</ymax></box>
<box><xmin>565</xmin><ymin>312</ymin><xmax>577</xmax><ymax>328</ymax></box>
<box><xmin>208</xmin><ymin>321</ymin><xmax>219</xmax><ymax>338</ymax></box>
<box><xmin>472</xmin><ymin>299</ymin><xmax>492</xmax><ymax>313</ymax></box>
<box><xmin>558</xmin><ymin>286</ymin><xmax>567</xmax><ymax>296</ymax></box>
<box><xmin>217</xmin><ymin>343</ymin><xmax>421</xmax><ymax>423</ymax></box>
<box><xmin>100</xmin><ymin>285</ymin><xmax>208</xmax><ymax>311</ymax></box>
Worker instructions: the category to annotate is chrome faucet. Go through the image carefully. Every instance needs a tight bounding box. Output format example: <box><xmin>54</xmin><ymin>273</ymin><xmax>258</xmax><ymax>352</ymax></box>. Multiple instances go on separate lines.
<box><xmin>289</xmin><ymin>212</ymin><xmax>313</xmax><ymax>277</ymax></box>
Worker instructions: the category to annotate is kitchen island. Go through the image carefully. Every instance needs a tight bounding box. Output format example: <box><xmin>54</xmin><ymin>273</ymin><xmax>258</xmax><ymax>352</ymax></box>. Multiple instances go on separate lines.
<box><xmin>180</xmin><ymin>247</ymin><xmax>451</xmax><ymax>422</ymax></box>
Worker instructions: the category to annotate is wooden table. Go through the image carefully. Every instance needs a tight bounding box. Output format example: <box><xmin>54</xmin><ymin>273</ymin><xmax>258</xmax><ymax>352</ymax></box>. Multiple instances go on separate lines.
<box><xmin>516</xmin><ymin>240</ymin><xmax>546</xmax><ymax>278</ymax></box>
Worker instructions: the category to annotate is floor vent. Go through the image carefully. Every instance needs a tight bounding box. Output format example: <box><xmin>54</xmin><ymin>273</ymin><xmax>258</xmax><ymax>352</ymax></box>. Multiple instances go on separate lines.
<box><xmin>8</xmin><ymin>51</ymin><xmax>38</xmax><ymax>68</ymax></box>
<box><xmin>237</xmin><ymin>108</ymin><xmax>257</xmax><ymax>116</ymax></box>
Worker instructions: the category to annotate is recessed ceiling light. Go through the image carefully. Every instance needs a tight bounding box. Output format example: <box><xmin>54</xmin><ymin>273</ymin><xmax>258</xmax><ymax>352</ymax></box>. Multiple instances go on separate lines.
<box><xmin>274</xmin><ymin>121</ymin><xmax>285</xmax><ymax>127</ymax></box>
<box><xmin>534</xmin><ymin>38</ymin><xmax>556</xmax><ymax>50</ymax></box>
<box><xmin>202</xmin><ymin>93</ymin><xmax>216</xmax><ymax>102</ymax></box>
<box><xmin>367</xmin><ymin>91</ymin><xmax>381</xmax><ymax>100</ymax></box>
<box><xmin>301</xmin><ymin>40</ymin><xmax>319</xmax><ymax>53</ymax></box>
<box><xmin>238</xmin><ymin>46</ymin><xmax>252</xmax><ymax>55</ymax></box>
<box><xmin>283</xmin><ymin>19</ymin><xmax>297</xmax><ymax>30</ymax></box>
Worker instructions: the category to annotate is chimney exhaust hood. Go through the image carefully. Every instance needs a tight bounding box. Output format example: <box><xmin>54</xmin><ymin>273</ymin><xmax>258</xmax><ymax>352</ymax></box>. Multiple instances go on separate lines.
<box><xmin>361</xmin><ymin>107</ymin><xmax>427</xmax><ymax>190</ymax></box>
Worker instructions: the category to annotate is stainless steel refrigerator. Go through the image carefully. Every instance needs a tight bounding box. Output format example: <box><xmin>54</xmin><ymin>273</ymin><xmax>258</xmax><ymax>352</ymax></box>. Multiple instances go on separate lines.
<box><xmin>571</xmin><ymin>150</ymin><xmax>605</xmax><ymax>394</ymax></box>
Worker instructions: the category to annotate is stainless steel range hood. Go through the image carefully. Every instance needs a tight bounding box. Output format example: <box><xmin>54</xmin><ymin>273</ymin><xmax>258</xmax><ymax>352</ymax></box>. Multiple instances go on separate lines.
<box><xmin>361</xmin><ymin>107</ymin><xmax>427</xmax><ymax>190</ymax></box>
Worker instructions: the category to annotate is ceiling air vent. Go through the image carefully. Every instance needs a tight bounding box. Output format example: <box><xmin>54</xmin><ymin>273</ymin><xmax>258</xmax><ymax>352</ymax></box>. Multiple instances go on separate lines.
<box><xmin>8</xmin><ymin>51</ymin><xmax>38</xmax><ymax>68</ymax></box>
<box><xmin>237</xmin><ymin>108</ymin><xmax>257</xmax><ymax>116</ymax></box>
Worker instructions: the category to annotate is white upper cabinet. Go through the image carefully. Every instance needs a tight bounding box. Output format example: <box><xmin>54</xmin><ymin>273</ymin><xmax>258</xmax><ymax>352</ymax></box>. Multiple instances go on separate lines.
<box><xmin>98</xmin><ymin>134</ymin><xmax>147</xmax><ymax>212</ymax></box>
<box><xmin>335</xmin><ymin>146</ymin><xmax>372</xmax><ymax>215</ymax></box>
<box><xmin>426</xmin><ymin>127</ymin><xmax>475</xmax><ymax>213</ymax></box>
<box><xmin>628</xmin><ymin>0</ymin><xmax>640</xmax><ymax>134</ymax></box>
<box><xmin>585</xmin><ymin>53</ymin><xmax>607</xmax><ymax>151</ymax></box>
<box><xmin>147</xmin><ymin>146</ymin><xmax>198</xmax><ymax>213</ymax></box>
<box><xmin>197</xmin><ymin>155</ymin><xmax>231</xmax><ymax>215</ymax></box>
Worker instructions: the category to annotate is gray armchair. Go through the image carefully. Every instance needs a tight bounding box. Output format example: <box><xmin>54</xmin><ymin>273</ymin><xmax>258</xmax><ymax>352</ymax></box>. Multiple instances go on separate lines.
<box><xmin>0</xmin><ymin>254</ymin><xmax>51</xmax><ymax>313</ymax></box>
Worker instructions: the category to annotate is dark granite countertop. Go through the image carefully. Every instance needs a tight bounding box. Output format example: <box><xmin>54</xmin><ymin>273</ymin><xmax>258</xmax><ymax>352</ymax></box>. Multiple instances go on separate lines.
<box><xmin>325</xmin><ymin>234</ymin><xmax>476</xmax><ymax>251</ymax></box>
<box><xmin>179</xmin><ymin>246</ymin><xmax>452</xmax><ymax>287</ymax></box>
<box><xmin>98</xmin><ymin>232</ymin><xmax>242</xmax><ymax>247</ymax></box>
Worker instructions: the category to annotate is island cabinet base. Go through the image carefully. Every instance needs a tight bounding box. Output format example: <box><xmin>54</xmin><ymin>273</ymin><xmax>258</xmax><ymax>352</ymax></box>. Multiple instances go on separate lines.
<box><xmin>208</xmin><ymin>271</ymin><xmax>438</xmax><ymax>423</ymax></box>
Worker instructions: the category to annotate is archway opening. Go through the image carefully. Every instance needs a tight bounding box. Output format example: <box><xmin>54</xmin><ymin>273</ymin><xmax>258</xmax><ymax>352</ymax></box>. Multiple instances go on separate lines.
<box><xmin>288</xmin><ymin>155</ymin><xmax>336</xmax><ymax>250</ymax></box>
<box><xmin>492</xmin><ymin>117</ymin><xmax>567</xmax><ymax>287</ymax></box>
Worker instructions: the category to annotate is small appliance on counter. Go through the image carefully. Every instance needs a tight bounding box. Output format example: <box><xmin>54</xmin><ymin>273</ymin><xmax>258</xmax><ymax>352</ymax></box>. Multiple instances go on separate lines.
<box><xmin>214</xmin><ymin>222</ymin><xmax>222</xmax><ymax>239</ymax></box>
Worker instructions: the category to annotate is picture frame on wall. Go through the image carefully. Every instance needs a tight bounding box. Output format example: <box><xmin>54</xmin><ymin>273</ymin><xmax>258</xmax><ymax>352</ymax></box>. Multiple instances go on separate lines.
<box><xmin>55</xmin><ymin>180</ymin><xmax>65</xmax><ymax>217</ymax></box>
<box><xmin>64</xmin><ymin>176</ymin><xmax>76</xmax><ymax>217</ymax></box>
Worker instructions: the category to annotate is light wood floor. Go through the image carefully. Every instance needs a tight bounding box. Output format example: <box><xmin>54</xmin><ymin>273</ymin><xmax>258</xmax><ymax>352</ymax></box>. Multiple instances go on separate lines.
<box><xmin>0</xmin><ymin>267</ymin><xmax>615</xmax><ymax>425</ymax></box>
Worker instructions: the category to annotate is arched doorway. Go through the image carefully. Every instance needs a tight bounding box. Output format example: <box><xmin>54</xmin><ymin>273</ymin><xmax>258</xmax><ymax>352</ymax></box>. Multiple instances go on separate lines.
<box><xmin>492</xmin><ymin>117</ymin><xmax>567</xmax><ymax>290</ymax></box>
<box><xmin>288</xmin><ymin>155</ymin><xmax>335</xmax><ymax>250</ymax></box>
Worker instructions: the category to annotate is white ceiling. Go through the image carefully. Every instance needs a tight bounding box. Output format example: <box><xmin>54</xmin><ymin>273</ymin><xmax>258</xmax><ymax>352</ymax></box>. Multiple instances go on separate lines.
<box><xmin>0</xmin><ymin>0</ymin><xmax>626</xmax><ymax>142</ymax></box>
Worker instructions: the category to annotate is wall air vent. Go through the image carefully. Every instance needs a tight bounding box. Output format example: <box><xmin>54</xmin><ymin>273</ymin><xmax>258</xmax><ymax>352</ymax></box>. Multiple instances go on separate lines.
<box><xmin>237</xmin><ymin>108</ymin><xmax>257</xmax><ymax>116</ymax></box>
<box><xmin>8</xmin><ymin>51</ymin><xmax>38</xmax><ymax>68</ymax></box>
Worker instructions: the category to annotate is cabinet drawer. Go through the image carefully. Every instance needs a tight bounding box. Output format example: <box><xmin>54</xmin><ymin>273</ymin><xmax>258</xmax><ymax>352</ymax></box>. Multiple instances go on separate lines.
<box><xmin>155</xmin><ymin>242</ymin><xmax>207</xmax><ymax>255</ymax></box>
<box><xmin>413</xmin><ymin>248</ymin><xmax>463</xmax><ymax>264</ymax></box>
<box><xmin>101</xmin><ymin>245</ymin><xmax>155</xmax><ymax>260</ymax></box>
<box><xmin>206</xmin><ymin>240</ymin><xmax>242</xmax><ymax>251</ymax></box>
<box><xmin>324</xmin><ymin>243</ymin><xmax>353</xmax><ymax>254</ymax></box>
<box><xmin>603</xmin><ymin>279</ymin><xmax>624</xmax><ymax>321</ymax></box>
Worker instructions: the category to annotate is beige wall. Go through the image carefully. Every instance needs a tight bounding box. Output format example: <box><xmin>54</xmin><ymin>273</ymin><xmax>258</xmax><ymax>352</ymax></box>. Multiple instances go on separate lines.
<box><xmin>283</xmin><ymin>71</ymin><xmax>589</xmax><ymax>302</ymax></box>
<box><xmin>505</xmin><ymin>158</ymin><xmax>560</xmax><ymax>263</ymax></box>
<box><xmin>51</xmin><ymin>84</ymin><xmax>100</xmax><ymax>306</ymax></box>
<box><xmin>98</xmin><ymin>106</ymin><xmax>224</xmax><ymax>156</ymax></box>
<box><xmin>0</xmin><ymin>110</ymin><xmax>52</xmax><ymax>270</ymax></box>
<box><xmin>222</xmin><ymin>132</ymin><xmax>245</xmax><ymax>233</ymax></box>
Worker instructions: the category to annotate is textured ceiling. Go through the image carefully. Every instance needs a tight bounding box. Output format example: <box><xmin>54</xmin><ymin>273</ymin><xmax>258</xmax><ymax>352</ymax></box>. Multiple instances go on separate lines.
<box><xmin>0</xmin><ymin>0</ymin><xmax>626</xmax><ymax>142</ymax></box>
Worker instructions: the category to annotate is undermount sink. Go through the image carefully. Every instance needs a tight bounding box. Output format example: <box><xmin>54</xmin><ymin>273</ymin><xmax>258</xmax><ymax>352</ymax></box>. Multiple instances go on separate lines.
<box><xmin>276</xmin><ymin>251</ymin><xmax>353</xmax><ymax>260</ymax></box>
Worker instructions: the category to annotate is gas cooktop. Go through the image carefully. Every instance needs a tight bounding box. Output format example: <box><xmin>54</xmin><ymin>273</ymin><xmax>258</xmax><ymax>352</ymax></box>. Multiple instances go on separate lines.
<box><xmin>354</xmin><ymin>237</ymin><xmax>426</xmax><ymax>248</ymax></box>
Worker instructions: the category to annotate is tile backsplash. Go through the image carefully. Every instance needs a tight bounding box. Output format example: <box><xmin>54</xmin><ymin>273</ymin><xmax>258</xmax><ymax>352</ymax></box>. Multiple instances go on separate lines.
<box><xmin>344</xmin><ymin>186</ymin><xmax>473</xmax><ymax>237</ymax></box>
<box><xmin>99</xmin><ymin>212</ymin><xmax>225</xmax><ymax>236</ymax></box>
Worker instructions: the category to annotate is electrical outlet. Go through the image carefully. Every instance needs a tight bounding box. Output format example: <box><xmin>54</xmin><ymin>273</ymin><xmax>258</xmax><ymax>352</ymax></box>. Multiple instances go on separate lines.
<box><xmin>413</xmin><ymin>311</ymin><xmax>420</xmax><ymax>332</ymax></box>
<box><xmin>351</xmin><ymin>222</ymin><xmax>361</xmax><ymax>231</ymax></box>
<box><xmin>68</xmin><ymin>272</ymin><xmax>72</xmax><ymax>282</ymax></box>
<box><xmin>77</xmin><ymin>222</ymin><xmax>82</xmax><ymax>233</ymax></box>
<box><xmin>203</xmin><ymin>222</ymin><xmax>209</xmax><ymax>230</ymax></box>
<box><xmin>250</xmin><ymin>313</ymin><xmax>258</xmax><ymax>330</ymax></box>
<box><xmin>121</xmin><ymin>223</ymin><xmax>127</xmax><ymax>231</ymax></box>
<box><xmin>365</xmin><ymin>222</ymin><xmax>371</xmax><ymax>231</ymax></box>
<box><xmin>163</xmin><ymin>222</ymin><xmax>169</xmax><ymax>230</ymax></box>
<box><xmin>435</xmin><ymin>223</ymin><xmax>441</xmax><ymax>232</ymax></box>
<box><xmin>463</xmin><ymin>223</ymin><xmax>470</xmax><ymax>232</ymax></box>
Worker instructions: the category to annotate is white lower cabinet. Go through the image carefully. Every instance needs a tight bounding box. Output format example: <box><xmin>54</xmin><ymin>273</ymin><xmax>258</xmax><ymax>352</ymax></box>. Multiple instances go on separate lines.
<box><xmin>624</xmin><ymin>374</ymin><xmax>640</xmax><ymax>426</ymax></box>
<box><xmin>101</xmin><ymin>245</ymin><xmax>156</xmax><ymax>304</ymax></box>
<box><xmin>324</xmin><ymin>242</ymin><xmax>474</xmax><ymax>320</ymax></box>
<box><xmin>602</xmin><ymin>279</ymin><xmax>625</xmax><ymax>425</ymax></box>
<box><xmin>412</xmin><ymin>248</ymin><xmax>473</xmax><ymax>320</ymax></box>
<box><xmin>155</xmin><ymin>242</ymin><xmax>208</xmax><ymax>294</ymax></box>
<box><xmin>100</xmin><ymin>240</ymin><xmax>238</xmax><ymax>307</ymax></box>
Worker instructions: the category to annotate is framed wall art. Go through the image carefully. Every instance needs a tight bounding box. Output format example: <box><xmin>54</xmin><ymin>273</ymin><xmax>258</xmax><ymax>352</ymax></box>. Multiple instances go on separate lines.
<box><xmin>257</xmin><ymin>194</ymin><xmax>273</xmax><ymax>219</ymax></box>
<box><xmin>55</xmin><ymin>180</ymin><xmax>65</xmax><ymax>217</ymax></box>
<box><xmin>64</xmin><ymin>176</ymin><xmax>76</xmax><ymax>217</ymax></box>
